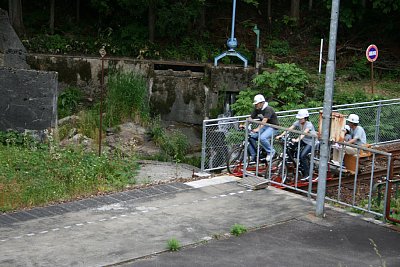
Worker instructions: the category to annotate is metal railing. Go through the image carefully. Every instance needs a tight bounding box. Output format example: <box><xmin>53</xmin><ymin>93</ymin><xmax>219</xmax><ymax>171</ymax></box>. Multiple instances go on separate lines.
<box><xmin>201</xmin><ymin>98</ymin><xmax>400</xmax><ymax>172</ymax></box>
<box><xmin>200</xmin><ymin>98</ymin><xmax>400</xmax><ymax>221</ymax></box>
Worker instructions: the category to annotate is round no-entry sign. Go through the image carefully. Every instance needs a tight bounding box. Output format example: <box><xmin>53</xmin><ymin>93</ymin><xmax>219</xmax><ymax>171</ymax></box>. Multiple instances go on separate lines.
<box><xmin>366</xmin><ymin>44</ymin><xmax>378</xmax><ymax>62</ymax></box>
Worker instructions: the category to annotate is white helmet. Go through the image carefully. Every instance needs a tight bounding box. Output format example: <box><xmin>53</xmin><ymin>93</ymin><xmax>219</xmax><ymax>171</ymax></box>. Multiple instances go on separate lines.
<box><xmin>296</xmin><ymin>109</ymin><xmax>309</xmax><ymax>119</ymax></box>
<box><xmin>347</xmin><ymin>114</ymin><xmax>359</xmax><ymax>124</ymax></box>
<box><xmin>253</xmin><ymin>94</ymin><xmax>266</xmax><ymax>105</ymax></box>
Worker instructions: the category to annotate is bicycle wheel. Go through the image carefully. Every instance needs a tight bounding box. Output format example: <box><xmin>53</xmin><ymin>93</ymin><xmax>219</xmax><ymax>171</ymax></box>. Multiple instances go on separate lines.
<box><xmin>227</xmin><ymin>146</ymin><xmax>248</xmax><ymax>176</ymax></box>
<box><xmin>266</xmin><ymin>158</ymin><xmax>288</xmax><ymax>184</ymax></box>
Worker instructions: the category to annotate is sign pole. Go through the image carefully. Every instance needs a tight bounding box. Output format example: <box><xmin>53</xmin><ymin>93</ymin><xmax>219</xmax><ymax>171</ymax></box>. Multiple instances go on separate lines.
<box><xmin>366</xmin><ymin>44</ymin><xmax>378</xmax><ymax>95</ymax></box>
<box><xmin>371</xmin><ymin>61</ymin><xmax>374</xmax><ymax>94</ymax></box>
<box><xmin>98</xmin><ymin>47</ymin><xmax>107</xmax><ymax>157</ymax></box>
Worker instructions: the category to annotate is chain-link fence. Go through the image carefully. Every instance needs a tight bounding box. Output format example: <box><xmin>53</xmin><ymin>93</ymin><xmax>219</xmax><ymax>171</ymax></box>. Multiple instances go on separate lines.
<box><xmin>201</xmin><ymin>98</ymin><xmax>400</xmax><ymax>172</ymax></box>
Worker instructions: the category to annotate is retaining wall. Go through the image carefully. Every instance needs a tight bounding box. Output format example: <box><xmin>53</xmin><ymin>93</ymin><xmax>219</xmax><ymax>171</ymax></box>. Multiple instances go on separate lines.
<box><xmin>27</xmin><ymin>54</ymin><xmax>258</xmax><ymax>124</ymax></box>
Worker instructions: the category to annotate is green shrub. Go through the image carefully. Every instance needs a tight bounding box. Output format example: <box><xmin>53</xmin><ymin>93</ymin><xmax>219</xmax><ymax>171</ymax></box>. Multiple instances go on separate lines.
<box><xmin>231</xmin><ymin>90</ymin><xmax>257</xmax><ymax>116</ymax></box>
<box><xmin>58</xmin><ymin>87</ymin><xmax>84</xmax><ymax>119</ymax></box>
<box><xmin>252</xmin><ymin>63</ymin><xmax>309</xmax><ymax>110</ymax></box>
<box><xmin>265</xmin><ymin>39</ymin><xmax>291</xmax><ymax>57</ymax></box>
<box><xmin>334</xmin><ymin>88</ymin><xmax>381</xmax><ymax>105</ymax></box>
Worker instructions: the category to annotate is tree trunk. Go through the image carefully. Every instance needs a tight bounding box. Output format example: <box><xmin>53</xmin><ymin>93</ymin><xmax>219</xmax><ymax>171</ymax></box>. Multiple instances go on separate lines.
<box><xmin>290</xmin><ymin>0</ymin><xmax>300</xmax><ymax>22</ymax></box>
<box><xmin>199</xmin><ymin>3</ymin><xmax>206</xmax><ymax>33</ymax></box>
<box><xmin>50</xmin><ymin>0</ymin><xmax>55</xmax><ymax>35</ymax></box>
<box><xmin>148</xmin><ymin>0</ymin><xmax>155</xmax><ymax>42</ymax></box>
<box><xmin>267</xmin><ymin>0</ymin><xmax>271</xmax><ymax>25</ymax></box>
<box><xmin>8</xmin><ymin>0</ymin><xmax>24</xmax><ymax>35</ymax></box>
<box><xmin>362</xmin><ymin>0</ymin><xmax>366</xmax><ymax>8</ymax></box>
<box><xmin>76</xmin><ymin>0</ymin><xmax>80</xmax><ymax>23</ymax></box>
<box><xmin>308</xmin><ymin>0</ymin><xmax>312</xmax><ymax>11</ymax></box>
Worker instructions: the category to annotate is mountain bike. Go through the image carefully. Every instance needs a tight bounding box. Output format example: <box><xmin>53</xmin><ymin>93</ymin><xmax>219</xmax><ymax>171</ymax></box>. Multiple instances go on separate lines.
<box><xmin>266</xmin><ymin>136</ymin><xmax>314</xmax><ymax>184</ymax></box>
<box><xmin>226</xmin><ymin>134</ymin><xmax>270</xmax><ymax>176</ymax></box>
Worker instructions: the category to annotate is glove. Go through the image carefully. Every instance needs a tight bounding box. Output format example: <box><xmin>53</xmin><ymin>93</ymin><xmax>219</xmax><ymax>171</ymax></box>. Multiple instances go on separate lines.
<box><xmin>332</xmin><ymin>143</ymin><xmax>342</xmax><ymax>149</ymax></box>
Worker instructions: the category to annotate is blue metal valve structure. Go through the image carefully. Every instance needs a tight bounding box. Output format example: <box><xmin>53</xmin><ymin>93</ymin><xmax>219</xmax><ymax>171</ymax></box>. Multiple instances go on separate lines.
<box><xmin>214</xmin><ymin>0</ymin><xmax>248</xmax><ymax>68</ymax></box>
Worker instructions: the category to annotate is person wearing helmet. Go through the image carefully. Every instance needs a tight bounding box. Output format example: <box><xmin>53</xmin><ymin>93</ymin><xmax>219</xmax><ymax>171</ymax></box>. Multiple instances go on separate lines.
<box><xmin>276</xmin><ymin>109</ymin><xmax>317</xmax><ymax>181</ymax></box>
<box><xmin>332</xmin><ymin>113</ymin><xmax>367</xmax><ymax>165</ymax></box>
<box><xmin>247</xmin><ymin>94</ymin><xmax>279</xmax><ymax>162</ymax></box>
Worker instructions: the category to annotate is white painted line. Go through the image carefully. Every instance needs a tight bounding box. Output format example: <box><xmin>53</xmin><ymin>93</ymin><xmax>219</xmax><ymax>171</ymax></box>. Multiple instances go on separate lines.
<box><xmin>87</xmin><ymin>221</ymin><xmax>95</xmax><ymax>224</ymax></box>
<box><xmin>64</xmin><ymin>226</ymin><xmax>72</xmax><ymax>229</ymax></box>
<box><xmin>211</xmin><ymin>196</ymin><xmax>218</xmax><ymax>199</ymax></box>
<box><xmin>220</xmin><ymin>194</ymin><xmax>227</xmax><ymax>197</ymax></box>
<box><xmin>99</xmin><ymin>219</ymin><xmax>107</xmax><ymax>222</ymax></box>
<box><xmin>26</xmin><ymin>233</ymin><xmax>35</xmax><ymax>236</ymax></box>
<box><xmin>52</xmin><ymin>228</ymin><xmax>60</xmax><ymax>231</ymax></box>
<box><xmin>13</xmin><ymin>236</ymin><xmax>22</xmax><ymax>239</ymax></box>
<box><xmin>1</xmin><ymin>239</ymin><xmax>8</xmax><ymax>242</ymax></box>
<box><xmin>39</xmin><ymin>231</ymin><xmax>48</xmax><ymax>234</ymax></box>
<box><xmin>120</xmin><ymin>214</ymin><xmax>127</xmax><ymax>217</ymax></box>
<box><xmin>185</xmin><ymin>175</ymin><xmax>240</xmax><ymax>188</ymax></box>
<box><xmin>110</xmin><ymin>216</ymin><xmax>118</xmax><ymax>220</ymax></box>
<box><xmin>202</xmin><ymin>198</ymin><xmax>208</xmax><ymax>201</ymax></box>
<box><xmin>141</xmin><ymin>210</ymin><xmax>148</xmax><ymax>213</ymax></box>
<box><xmin>229</xmin><ymin>193</ymin><xmax>236</xmax><ymax>195</ymax></box>
<box><xmin>75</xmin><ymin>223</ymin><xmax>84</xmax><ymax>226</ymax></box>
<box><xmin>238</xmin><ymin>191</ymin><xmax>244</xmax><ymax>194</ymax></box>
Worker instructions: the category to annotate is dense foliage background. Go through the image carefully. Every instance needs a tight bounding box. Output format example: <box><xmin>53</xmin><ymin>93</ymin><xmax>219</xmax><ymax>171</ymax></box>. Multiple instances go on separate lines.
<box><xmin>2</xmin><ymin>0</ymin><xmax>400</xmax><ymax>70</ymax></box>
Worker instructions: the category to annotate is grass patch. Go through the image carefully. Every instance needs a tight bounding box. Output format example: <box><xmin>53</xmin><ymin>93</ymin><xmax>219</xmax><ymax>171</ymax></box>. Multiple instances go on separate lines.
<box><xmin>0</xmin><ymin>144</ymin><xmax>138</xmax><ymax>212</ymax></box>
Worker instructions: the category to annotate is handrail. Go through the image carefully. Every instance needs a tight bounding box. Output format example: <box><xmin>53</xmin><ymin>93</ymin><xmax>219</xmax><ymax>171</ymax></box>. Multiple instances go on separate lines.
<box><xmin>385</xmin><ymin>158</ymin><xmax>400</xmax><ymax>224</ymax></box>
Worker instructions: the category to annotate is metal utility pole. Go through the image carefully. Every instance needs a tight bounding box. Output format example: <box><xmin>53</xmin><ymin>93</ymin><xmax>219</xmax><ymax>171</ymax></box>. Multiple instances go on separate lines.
<box><xmin>214</xmin><ymin>0</ymin><xmax>248</xmax><ymax>67</ymax></box>
<box><xmin>316</xmin><ymin>0</ymin><xmax>340</xmax><ymax>217</ymax></box>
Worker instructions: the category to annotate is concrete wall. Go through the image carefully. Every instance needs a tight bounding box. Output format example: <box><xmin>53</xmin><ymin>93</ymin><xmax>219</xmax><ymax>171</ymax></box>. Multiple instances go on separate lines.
<box><xmin>0</xmin><ymin>67</ymin><xmax>58</xmax><ymax>131</ymax></box>
<box><xmin>149</xmin><ymin>70</ymin><xmax>207</xmax><ymax>124</ymax></box>
<box><xmin>27</xmin><ymin>54</ymin><xmax>258</xmax><ymax>124</ymax></box>
<box><xmin>0</xmin><ymin>8</ymin><xmax>29</xmax><ymax>69</ymax></box>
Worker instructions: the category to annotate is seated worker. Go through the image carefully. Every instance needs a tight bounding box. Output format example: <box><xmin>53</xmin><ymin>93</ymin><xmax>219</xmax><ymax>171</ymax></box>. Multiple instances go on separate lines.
<box><xmin>331</xmin><ymin>113</ymin><xmax>367</xmax><ymax>165</ymax></box>
<box><xmin>276</xmin><ymin>109</ymin><xmax>317</xmax><ymax>181</ymax></box>
<box><xmin>242</xmin><ymin>94</ymin><xmax>279</xmax><ymax>162</ymax></box>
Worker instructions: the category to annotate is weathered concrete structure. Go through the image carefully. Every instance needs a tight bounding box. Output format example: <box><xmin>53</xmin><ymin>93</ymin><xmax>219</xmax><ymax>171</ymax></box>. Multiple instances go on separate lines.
<box><xmin>0</xmin><ymin>8</ymin><xmax>57</xmax><ymax>132</ymax></box>
<box><xmin>0</xmin><ymin>67</ymin><xmax>58</xmax><ymax>131</ymax></box>
<box><xmin>28</xmin><ymin>54</ymin><xmax>258</xmax><ymax>124</ymax></box>
<box><xmin>0</xmin><ymin>9</ymin><xmax>29</xmax><ymax>69</ymax></box>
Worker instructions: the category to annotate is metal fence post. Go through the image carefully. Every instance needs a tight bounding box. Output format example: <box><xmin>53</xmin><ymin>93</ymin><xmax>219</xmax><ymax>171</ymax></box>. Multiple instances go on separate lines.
<box><xmin>374</xmin><ymin>101</ymin><xmax>382</xmax><ymax>144</ymax></box>
<box><xmin>201</xmin><ymin>120</ymin><xmax>207</xmax><ymax>172</ymax></box>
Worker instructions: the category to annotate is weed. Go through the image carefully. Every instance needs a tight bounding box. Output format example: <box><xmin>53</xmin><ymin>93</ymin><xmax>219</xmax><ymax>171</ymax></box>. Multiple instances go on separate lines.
<box><xmin>105</xmin><ymin>71</ymin><xmax>149</xmax><ymax>127</ymax></box>
<box><xmin>58</xmin><ymin>87</ymin><xmax>84</xmax><ymax>119</ymax></box>
<box><xmin>230</xmin><ymin>224</ymin><xmax>247</xmax><ymax>236</ymax></box>
<box><xmin>166</xmin><ymin>238</ymin><xmax>181</xmax><ymax>251</ymax></box>
<box><xmin>212</xmin><ymin>233</ymin><xmax>223</xmax><ymax>240</ymax></box>
<box><xmin>148</xmin><ymin>117</ymin><xmax>189</xmax><ymax>162</ymax></box>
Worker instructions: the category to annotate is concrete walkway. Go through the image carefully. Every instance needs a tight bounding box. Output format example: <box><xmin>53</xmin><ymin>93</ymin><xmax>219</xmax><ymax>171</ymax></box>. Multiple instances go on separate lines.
<box><xmin>1</xmin><ymin>175</ymin><xmax>399</xmax><ymax>267</ymax></box>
